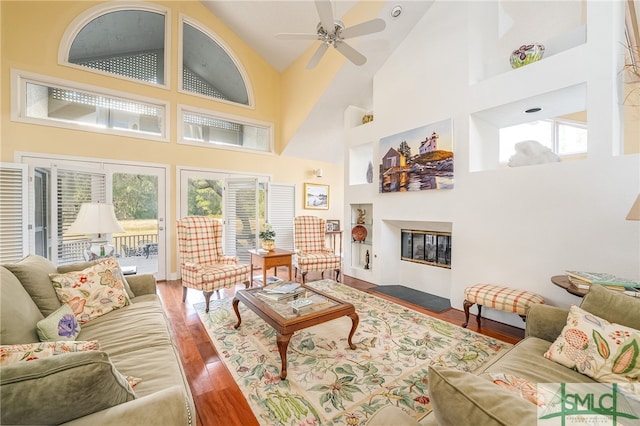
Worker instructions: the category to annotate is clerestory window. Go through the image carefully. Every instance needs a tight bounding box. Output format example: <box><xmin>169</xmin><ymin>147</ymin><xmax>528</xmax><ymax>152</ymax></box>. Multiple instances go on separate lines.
<box><xmin>63</xmin><ymin>6</ymin><xmax>168</xmax><ymax>86</ymax></box>
<box><xmin>180</xmin><ymin>18</ymin><xmax>251</xmax><ymax>107</ymax></box>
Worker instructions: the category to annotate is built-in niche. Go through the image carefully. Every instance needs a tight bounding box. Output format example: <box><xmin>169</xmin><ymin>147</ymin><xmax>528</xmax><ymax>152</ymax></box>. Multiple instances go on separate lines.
<box><xmin>401</xmin><ymin>229</ymin><xmax>451</xmax><ymax>268</ymax></box>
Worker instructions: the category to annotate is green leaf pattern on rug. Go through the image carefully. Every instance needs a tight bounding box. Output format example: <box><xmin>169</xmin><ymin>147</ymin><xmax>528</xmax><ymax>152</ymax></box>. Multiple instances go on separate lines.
<box><xmin>198</xmin><ymin>280</ymin><xmax>512</xmax><ymax>425</ymax></box>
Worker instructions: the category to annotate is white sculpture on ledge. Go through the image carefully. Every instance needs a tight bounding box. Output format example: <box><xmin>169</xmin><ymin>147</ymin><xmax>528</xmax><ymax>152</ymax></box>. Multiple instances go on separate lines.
<box><xmin>508</xmin><ymin>140</ymin><xmax>560</xmax><ymax>167</ymax></box>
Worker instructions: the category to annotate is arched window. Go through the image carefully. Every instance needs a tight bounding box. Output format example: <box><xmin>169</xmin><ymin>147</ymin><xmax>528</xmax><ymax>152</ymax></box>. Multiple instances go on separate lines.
<box><xmin>60</xmin><ymin>4</ymin><xmax>169</xmax><ymax>87</ymax></box>
<box><xmin>180</xmin><ymin>18</ymin><xmax>252</xmax><ymax>107</ymax></box>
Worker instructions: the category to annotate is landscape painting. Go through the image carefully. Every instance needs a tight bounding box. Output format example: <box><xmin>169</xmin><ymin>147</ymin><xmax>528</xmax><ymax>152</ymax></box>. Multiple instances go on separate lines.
<box><xmin>379</xmin><ymin>119</ymin><xmax>454</xmax><ymax>192</ymax></box>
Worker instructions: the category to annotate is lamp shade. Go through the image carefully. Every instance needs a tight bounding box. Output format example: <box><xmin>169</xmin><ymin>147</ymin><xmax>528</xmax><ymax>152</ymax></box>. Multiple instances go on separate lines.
<box><xmin>67</xmin><ymin>203</ymin><xmax>124</xmax><ymax>235</ymax></box>
<box><xmin>627</xmin><ymin>195</ymin><xmax>640</xmax><ymax>221</ymax></box>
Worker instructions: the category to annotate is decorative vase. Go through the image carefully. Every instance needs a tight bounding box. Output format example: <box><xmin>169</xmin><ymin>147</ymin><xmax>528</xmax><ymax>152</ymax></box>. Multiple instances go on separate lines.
<box><xmin>510</xmin><ymin>43</ymin><xmax>545</xmax><ymax>69</ymax></box>
<box><xmin>261</xmin><ymin>240</ymin><xmax>275</xmax><ymax>251</ymax></box>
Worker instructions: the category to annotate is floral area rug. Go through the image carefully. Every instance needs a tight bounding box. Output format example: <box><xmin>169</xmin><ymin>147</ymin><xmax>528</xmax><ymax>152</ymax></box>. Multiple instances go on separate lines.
<box><xmin>194</xmin><ymin>280</ymin><xmax>512</xmax><ymax>425</ymax></box>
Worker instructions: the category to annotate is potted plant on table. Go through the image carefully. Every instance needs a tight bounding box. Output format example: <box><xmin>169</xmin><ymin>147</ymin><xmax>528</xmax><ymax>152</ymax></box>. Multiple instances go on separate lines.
<box><xmin>259</xmin><ymin>223</ymin><xmax>276</xmax><ymax>251</ymax></box>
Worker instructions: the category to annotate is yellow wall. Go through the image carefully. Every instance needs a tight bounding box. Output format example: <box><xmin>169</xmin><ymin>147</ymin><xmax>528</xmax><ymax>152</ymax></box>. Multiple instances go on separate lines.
<box><xmin>0</xmin><ymin>1</ymin><xmax>343</xmax><ymax>273</ymax></box>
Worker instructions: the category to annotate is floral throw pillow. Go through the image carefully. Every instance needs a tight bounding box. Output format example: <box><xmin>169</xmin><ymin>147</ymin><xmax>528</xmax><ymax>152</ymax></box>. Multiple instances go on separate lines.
<box><xmin>544</xmin><ymin>305</ymin><xmax>640</xmax><ymax>384</ymax></box>
<box><xmin>50</xmin><ymin>257</ymin><xmax>130</xmax><ymax>324</ymax></box>
<box><xmin>0</xmin><ymin>340</ymin><xmax>100</xmax><ymax>365</ymax></box>
<box><xmin>36</xmin><ymin>303</ymin><xmax>81</xmax><ymax>341</ymax></box>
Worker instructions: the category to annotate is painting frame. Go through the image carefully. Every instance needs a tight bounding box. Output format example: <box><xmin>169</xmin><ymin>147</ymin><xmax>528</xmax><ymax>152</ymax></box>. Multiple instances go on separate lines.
<box><xmin>304</xmin><ymin>183</ymin><xmax>329</xmax><ymax>210</ymax></box>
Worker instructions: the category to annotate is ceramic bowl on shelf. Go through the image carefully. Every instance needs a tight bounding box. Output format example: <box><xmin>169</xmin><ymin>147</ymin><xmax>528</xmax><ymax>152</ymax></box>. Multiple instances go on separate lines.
<box><xmin>351</xmin><ymin>225</ymin><xmax>367</xmax><ymax>242</ymax></box>
<box><xmin>509</xmin><ymin>43</ymin><xmax>545</xmax><ymax>69</ymax></box>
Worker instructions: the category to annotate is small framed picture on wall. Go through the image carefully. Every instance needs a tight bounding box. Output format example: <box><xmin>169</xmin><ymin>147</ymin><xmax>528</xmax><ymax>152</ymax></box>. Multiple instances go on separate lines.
<box><xmin>326</xmin><ymin>220</ymin><xmax>340</xmax><ymax>232</ymax></box>
<box><xmin>304</xmin><ymin>183</ymin><xmax>329</xmax><ymax>209</ymax></box>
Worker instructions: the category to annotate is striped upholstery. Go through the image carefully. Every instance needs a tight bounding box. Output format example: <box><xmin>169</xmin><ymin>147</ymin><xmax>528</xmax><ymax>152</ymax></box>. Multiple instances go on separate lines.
<box><xmin>293</xmin><ymin>216</ymin><xmax>340</xmax><ymax>281</ymax></box>
<box><xmin>177</xmin><ymin>216</ymin><xmax>250</xmax><ymax>309</ymax></box>
<box><xmin>464</xmin><ymin>284</ymin><xmax>545</xmax><ymax>316</ymax></box>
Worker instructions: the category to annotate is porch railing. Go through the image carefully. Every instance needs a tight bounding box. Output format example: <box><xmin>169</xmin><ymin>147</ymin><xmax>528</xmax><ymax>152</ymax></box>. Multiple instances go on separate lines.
<box><xmin>60</xmin><ymin>233</ymin><xmax>159</xmax><ymax>264</ymax></box>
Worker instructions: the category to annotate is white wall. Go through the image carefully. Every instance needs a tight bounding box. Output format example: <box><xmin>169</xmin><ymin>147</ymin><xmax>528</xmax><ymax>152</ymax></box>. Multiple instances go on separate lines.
<box><xmin>344</xmin><ymin>0</ymin><xmax>640</xmax><ymax>328</ymax></box>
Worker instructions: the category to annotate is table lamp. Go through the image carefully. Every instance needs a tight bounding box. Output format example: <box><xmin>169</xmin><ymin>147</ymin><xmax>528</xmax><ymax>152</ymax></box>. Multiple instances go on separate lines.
<box><xmin>627</xmin><ymin>195</ymin><xmax>640</xmax><ymax>221</ymax></box>
<box><xmin>67</xmin><ymin>202</ymin><xmax>124</xmax><ymax>260</ymax></box>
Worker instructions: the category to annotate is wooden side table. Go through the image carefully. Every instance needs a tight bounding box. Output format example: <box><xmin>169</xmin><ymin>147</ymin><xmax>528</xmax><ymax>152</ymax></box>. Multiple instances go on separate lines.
<box><xmin>249</xmin><ymin>248</ymin><xmax>293</xmax><ymax>286</ymax></box>
<box><xmin>551</xmin><ymin>275</ymin><xmax>588</xmax><ymax>297</ymax></box>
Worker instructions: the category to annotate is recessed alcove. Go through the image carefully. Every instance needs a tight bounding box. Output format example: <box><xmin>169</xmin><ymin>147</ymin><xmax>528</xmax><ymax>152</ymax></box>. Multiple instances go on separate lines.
<box><xmin>469</xmin><ymin>82</ymin><xmax>587</xmax><ymax>172</ymax></box>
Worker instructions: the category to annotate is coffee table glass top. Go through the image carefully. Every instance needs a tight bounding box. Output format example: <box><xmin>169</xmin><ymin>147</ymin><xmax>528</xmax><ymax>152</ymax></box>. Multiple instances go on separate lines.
<box><xmin>245</xmin><ymin>285</ymin><xmax>341</xmax><ymax>320</ymax></box>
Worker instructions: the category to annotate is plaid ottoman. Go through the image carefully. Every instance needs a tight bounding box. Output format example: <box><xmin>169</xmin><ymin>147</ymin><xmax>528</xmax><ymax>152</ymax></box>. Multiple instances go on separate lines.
<box><xmin>462</xmin><ymin>284</ymin><xmax>545</xmax><ymax>328</ymax></box>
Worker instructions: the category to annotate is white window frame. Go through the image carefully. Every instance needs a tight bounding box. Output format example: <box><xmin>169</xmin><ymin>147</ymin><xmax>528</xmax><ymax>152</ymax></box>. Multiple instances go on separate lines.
<box><xmin>178</xmin><ymin>14</ymin><xmax>254</xmax><ymax>109</ymax></box>
<box><xmin>11</xmin><ymin>69</ymin><xmax>170</xmax><ymax>142</ymax></box>
<box><xmin>177</xmin><ymin>104</ymin><xmax>274</xmax><ymax>154</ymax></box>
<box><xmin>57</xmin><ymin>2</ymin><xmax>171</xmax><ymax>90</ymax></box>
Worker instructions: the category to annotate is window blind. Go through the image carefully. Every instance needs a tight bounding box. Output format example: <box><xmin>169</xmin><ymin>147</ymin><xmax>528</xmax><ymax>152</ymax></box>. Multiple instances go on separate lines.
<box><xmin>267</xmin><ymin>183</ymin><xmax>295</xmax><ymax>252</ymax></box>
<box><xmin>0</xmin><ymin>163</ymin><xmax>28</xmax><ymax>263</ymax></box>
<box><xmin>55</xmin><ymin>167</ymin><xmax>107</xmax><ymax>264</ymax></box>
<box><xmin>224</xmin><ymin>178</ymin><xmax>258</xmax><ymax>264</ymax></box>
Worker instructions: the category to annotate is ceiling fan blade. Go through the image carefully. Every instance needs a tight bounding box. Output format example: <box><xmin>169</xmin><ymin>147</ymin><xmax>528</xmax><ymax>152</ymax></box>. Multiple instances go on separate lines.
<box><xmin>307</xmin><ymin>43</ymin><xmax>329</xmax><ymax>69</ymax></box>
<box><xmin>334</xmin><ymin>41</ymin><xmax>366</xmax><ymax>66</ymax></box>
<box><xmin>315</xmin><ymin>0</ymin><xmax>335</xmax><ymax>34</ymax></box>
<box><xmin>340</xmin><ymin>18</ymin><xmax>386</xmax><ymax>39</ymax></box>
<box><xmin>275</xmin><ymin>33</ymin><xmax>320</xmax><ymax>40</ymax></box>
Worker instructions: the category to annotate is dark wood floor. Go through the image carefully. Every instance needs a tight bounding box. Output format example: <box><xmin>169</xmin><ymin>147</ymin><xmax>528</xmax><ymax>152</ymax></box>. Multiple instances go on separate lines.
<box><xmin>157</xmin><ymin>270</ymin><xmax>525</xmax><ymax>426</ymax></box>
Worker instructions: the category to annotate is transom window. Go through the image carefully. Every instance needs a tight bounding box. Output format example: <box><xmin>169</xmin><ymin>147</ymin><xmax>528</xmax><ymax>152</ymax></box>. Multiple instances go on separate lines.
<box><xmin>179</xmin><ymin>106</ymin><xmax>271</xmax><ymax>153</ymax></box>
<box><xmin>13</xmin><ymin>71</ymin><xmax>167</xmax><ymax>140</ymax></box>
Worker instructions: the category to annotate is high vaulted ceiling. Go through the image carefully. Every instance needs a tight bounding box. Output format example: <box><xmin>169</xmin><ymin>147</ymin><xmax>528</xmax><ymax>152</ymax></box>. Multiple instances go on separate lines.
<box><xmin>201</xmin><ymin>0</ymin><xmax>434</xmax><ymax>164</ymax></box>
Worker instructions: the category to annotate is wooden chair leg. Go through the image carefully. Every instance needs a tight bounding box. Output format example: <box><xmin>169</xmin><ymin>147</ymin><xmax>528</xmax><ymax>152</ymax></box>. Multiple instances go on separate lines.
<box><xmin>335</xmin><ymin>269</ymin><xmax>340</xmax><ymax>282</ymax></box>
<box><xmin>203</xmin><ymin>291</ymin><xmax>214</xmax><ymax>313</ymax></box>
<box><xmin>182</xmin><ymin>286</ymin><xmax>188</xmax><ymax>302</ymax></box>
<box><xmin>462</xmin><ymin>299</ymin><xmax>474</xmax><ymax>328</ymax></box>
<box><xmin>321</xmin><ymin>271</ymin><xmax>325</xmax><ymax>278</ymax></box>
<box><xmin>301</xmin><ymin>271</ymin><xmax>307</xmax><ymax>284</ymax></box>
<box><xmin>294</xmin><ymin>267</ymin><xmax>298</xmax><ymax>278</ymax></box>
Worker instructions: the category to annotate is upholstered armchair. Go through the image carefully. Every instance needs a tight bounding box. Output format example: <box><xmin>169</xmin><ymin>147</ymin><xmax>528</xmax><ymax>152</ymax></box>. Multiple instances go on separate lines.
<box><xmin>293</xmin><ymin>216</ymin><xmax>340</xmax><ymax>284</ymax></box>
<box><xmin>177</xmin><ymin>216</ymin><xmax>251</xmax><ymax>312</ymax></box>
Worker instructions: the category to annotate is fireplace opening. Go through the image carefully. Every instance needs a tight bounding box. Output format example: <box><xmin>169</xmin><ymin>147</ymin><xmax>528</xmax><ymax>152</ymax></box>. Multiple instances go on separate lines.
<box><xmin>401</xmin><ymin>229</ymin><xmax>451</xmax><ymax>268</ymax></box>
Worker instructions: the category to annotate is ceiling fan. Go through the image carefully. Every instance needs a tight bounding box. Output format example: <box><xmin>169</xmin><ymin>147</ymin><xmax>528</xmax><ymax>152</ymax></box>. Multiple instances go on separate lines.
<box><xmin>275</xmin><ymin>0</ymin><xmax>386</xmax><ymax>69</ymax></box>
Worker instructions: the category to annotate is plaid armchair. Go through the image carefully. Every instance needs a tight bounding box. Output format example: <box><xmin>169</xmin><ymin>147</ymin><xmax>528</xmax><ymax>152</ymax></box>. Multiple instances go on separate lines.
<box><xmin>177</xmin><ymin>216</ymin><xmax>250</xmax><ymax>312</ymax></box>
<box><xmin>293</xmin><ymin>216</ymin><xmax>340</xmax><ymax>284</ymax></box>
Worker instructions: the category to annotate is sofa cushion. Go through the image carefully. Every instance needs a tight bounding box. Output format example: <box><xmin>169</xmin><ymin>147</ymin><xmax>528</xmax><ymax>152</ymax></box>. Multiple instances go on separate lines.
<box><xmin>544</xmin><ymin>305</ymin><xmax>640</xmax><ymax>385</ymax></box>
<box><xmin>480</xmin><ymin>337</ymin><xmax>595</xmax><ymax>385</ymax></box>
<box><xmin>580</xmin><ymin>284</ymin><xmax>640</xmax><ymax>330</ymax></box>
<box><xmin>50</xmin><ymin>258</ymin><xmax>131</xmax><ymax>324</ymax></box>
<box><xmin>0</xmin><ymin>340</ymin><xmax>100</xmax><ymax>365</ymax></box>
<box><xmin>428</xmin><ymin>365</ymin><xmax>537</xmax><ymax>426</ymax></box>
<box><xmin>0</xmin><ymin>266</ymin><xmax>44</xmax><ymax>344</ymax></box>
<box><xmin>36</xmin><ymin>303</ymin><xmax>81</xmax><ymax>341</ymax></box>
<box><xmin>0</xmin><ymin>350</ymin><xmax>136</xmax><ymax>425</ymax></box>
<box><xmin>4</xmin><ymin>254</ymin><xmax>61</xmax><ymax>316</ymax></box>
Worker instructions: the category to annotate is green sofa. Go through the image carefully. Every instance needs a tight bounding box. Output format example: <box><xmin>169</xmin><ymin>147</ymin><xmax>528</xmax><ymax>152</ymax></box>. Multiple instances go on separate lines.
<box><xmin>368</xmin><ymin>284</ymin><xmax>640</xmax><ymax>426</ymax></box>
<box><xmin>0</xmin><ymin>255</ymin><xmax>195</xmax><ymax>425</ymax></box>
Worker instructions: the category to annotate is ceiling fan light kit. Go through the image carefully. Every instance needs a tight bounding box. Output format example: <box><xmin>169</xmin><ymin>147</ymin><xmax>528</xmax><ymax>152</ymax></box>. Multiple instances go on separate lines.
<box><xmin>276</xmin><ymin>0</ymin><xmax>386</xmax><ymax>69</ymax></box>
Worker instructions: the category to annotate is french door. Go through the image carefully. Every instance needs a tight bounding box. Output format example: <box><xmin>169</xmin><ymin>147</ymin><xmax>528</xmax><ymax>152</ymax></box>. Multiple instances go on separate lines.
<box><xmin>17</xmin><ymin>154</ymin><xmax>168</xmax><ymax>280</ymax></box>
<box><xmin>178</xmin><ymin>168</ymin><xmax>295</xmax><ymax>265</ymax></box>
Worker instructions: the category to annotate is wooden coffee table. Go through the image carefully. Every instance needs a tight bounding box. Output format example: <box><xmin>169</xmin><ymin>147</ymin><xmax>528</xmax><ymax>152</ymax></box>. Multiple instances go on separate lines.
<box><xmin>232</xmin><ymin>283</ymin><xmax>359</xmax><ymax>379</ymax></box>
<box><xmin>249</xmin><ymin>248</ymin><xmax>293</xmax><ymax>287</ymax></box>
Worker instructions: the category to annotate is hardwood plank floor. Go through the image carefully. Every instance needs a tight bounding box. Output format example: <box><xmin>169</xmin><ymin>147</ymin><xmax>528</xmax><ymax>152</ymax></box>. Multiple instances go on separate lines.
<box><xmin>157</xmin><ymin>270</ymin><xmax>525</xmax><ymax>426</ymax></box>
